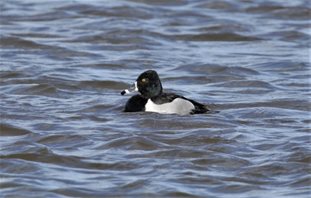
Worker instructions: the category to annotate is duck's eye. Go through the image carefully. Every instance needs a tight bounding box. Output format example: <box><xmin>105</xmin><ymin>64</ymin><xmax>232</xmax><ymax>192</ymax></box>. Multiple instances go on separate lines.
<box><xmin>141</xmin><ymin>78</ymin><xmax>149</xmax><ymax>83</ymax></box>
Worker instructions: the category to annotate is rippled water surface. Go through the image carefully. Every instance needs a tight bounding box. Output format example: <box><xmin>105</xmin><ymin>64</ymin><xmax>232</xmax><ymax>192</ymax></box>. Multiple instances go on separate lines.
<box><xmin>1</xmin><ymin>0</ymin><xmax>310</xmax><ymax>197</ymax></box>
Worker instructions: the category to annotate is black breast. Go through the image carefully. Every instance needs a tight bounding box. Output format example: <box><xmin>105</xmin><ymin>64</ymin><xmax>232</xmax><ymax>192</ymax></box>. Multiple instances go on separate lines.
<box><xmin>124</xmin><ymin>94</ymin><xmax>148</xmax><ymax>112</ymax></box>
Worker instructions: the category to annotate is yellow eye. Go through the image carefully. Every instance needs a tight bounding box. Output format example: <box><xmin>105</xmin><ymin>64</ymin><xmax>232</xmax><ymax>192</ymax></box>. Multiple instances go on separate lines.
<box><xmin>141</xmin><ymin>78</ymin><xmax>148</xmax><ymax>83</ymax></box>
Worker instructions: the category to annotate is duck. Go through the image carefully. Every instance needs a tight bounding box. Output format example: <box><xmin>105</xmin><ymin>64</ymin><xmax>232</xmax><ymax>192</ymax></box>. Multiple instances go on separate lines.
<box><xmin>121</xmin><ymin>70</ymin><xmax>210</xmax><ymax>115</ymax></box>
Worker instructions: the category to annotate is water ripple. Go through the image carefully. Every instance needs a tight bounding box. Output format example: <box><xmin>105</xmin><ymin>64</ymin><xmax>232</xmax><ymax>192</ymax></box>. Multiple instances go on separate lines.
<box><xmin>1</xmin><ymin>0</ymin><xmax>310</xmax><ymax>197</ymax></box>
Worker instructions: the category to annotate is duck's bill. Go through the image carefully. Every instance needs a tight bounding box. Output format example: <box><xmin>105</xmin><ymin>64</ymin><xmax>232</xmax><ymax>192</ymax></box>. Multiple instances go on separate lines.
<box><xmin>121</xmin><ymin>81</ymin><xmax>138</xmax><ymax>95</ymax></box>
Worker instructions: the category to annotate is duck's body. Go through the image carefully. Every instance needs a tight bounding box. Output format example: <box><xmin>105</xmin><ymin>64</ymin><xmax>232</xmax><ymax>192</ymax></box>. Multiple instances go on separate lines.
<box><xmin>121</xmin><ymin>70</ymin><xmax>210</xmax><ymax>115</ymax></box>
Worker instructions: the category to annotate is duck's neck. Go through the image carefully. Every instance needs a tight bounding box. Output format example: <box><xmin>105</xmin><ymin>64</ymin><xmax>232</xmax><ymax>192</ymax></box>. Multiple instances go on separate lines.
<box><xmin>150</xmin><ymin>92</ymin><xmax>164</xmax><ymax>104</ymax></box>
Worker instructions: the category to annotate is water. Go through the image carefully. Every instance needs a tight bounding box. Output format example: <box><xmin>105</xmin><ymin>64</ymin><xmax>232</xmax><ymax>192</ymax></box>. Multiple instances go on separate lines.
<box><xmin>1</xmin><ymin>0</ymin><xmax>310</xmax><ymax>197</ymax></box>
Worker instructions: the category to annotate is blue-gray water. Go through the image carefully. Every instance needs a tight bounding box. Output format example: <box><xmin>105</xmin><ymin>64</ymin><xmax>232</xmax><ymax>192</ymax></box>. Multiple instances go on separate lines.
<box><xmin>1</xmin><ymin>0</ymin><xmax>310</xmax><ymax>197</ymax></box>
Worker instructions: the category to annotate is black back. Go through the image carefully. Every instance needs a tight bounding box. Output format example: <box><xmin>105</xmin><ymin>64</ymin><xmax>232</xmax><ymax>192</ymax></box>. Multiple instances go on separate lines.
<box><xmin>151</xmin><ymin>92</ymin><xmax>210</xmax><ymax>114</ymax></box>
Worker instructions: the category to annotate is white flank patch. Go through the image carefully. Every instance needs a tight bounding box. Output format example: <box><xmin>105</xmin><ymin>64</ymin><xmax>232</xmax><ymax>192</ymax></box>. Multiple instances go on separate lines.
<box><xmin>145</xmin><ymin>98</ymin><xmax>195</xmax><ymax>115</ymax></box>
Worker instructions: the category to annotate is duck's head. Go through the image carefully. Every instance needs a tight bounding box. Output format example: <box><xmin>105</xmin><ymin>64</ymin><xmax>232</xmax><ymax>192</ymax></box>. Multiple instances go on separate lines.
<box><xmin>121</xmin><ymin>70</ymin><xmax>162</xmax><ymax>99</ymax></box>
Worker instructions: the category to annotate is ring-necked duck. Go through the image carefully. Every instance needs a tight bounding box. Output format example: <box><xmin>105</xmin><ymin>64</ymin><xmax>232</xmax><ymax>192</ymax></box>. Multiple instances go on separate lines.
<box><xmin>121</xmin><ymin>70</ymin><xmax>210</xmax><ymax>115</ymax></box>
